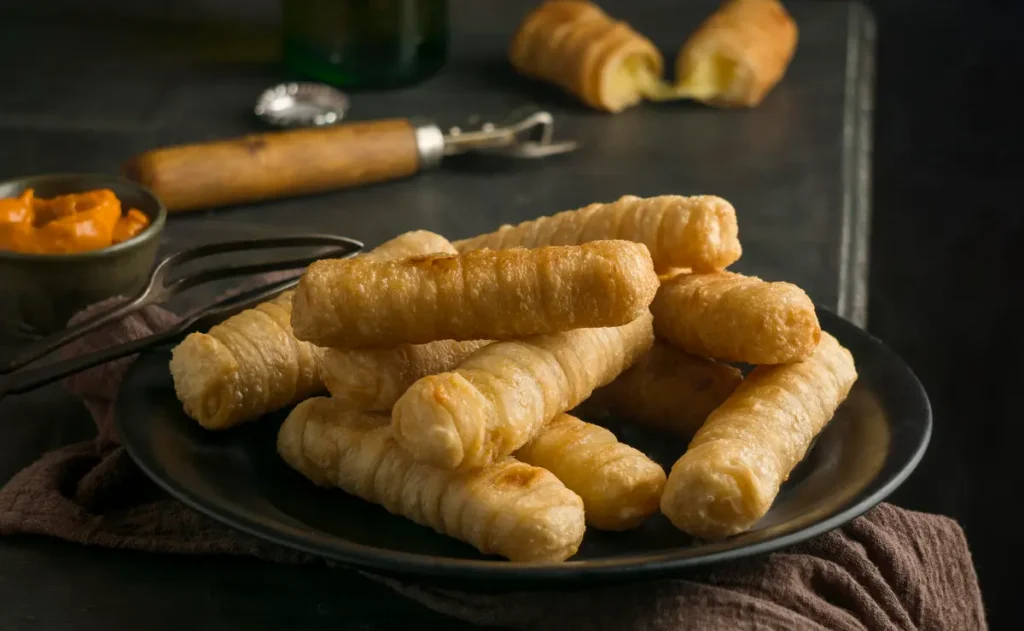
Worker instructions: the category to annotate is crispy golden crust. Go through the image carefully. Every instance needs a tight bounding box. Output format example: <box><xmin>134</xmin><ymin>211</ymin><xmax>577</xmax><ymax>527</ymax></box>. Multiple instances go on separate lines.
<box><xmin>509</xmin><ymin>0</ymin><xmax>663</xmax><ymax>112</ymax></box>
<box><xmin>169</xmin><ymin>230</ymin><xmax>455</xmax><ymax>430</ymax></box>
<box><xmin>392</xmin><ymin>312</ymin><xmax>655</xmax><ymax>470</ymax></box>
<box><xmin>291</xmin><ymin>241</ymin><xmax>658</xmax><ymax>348</ymax></box>
<box><xmin>170</xmin><ymin>290</ymin><xmax>324</xmax><ymax>430</ymax></box>
<box><xmin>321</xmin><ymin>340</ymin><xmax>492</xmax><ymax>411</ymax></box>
<box><xmin>676</xmin><ymin>0</ymin><xmax>798</xmax><ymax>107</ymax></box>
<box><xmin>583</xmin><ymin>342</ymin><xmax>743</xmax><ymax>435</ymax></box>
<box><xmin>659</xmin><ymin>332</ymin><xmax>857</xmax><ymax>539</ymax></box>
<box><xmin>362</xmin><ymin>230</ymin><xmax>458</xmax><ymax>261</ymax></box>
<box><xmin>455</xmin><ymin>195</ymin><xmax>741</xmax><ymax>273</ymax></box>
<box><xmin>516</xmin><ymin>413</ymin><xmax>666</xmax><ymax>531</ymax></box>
<box><xmin>319</xmin><ymin>232</ymin><xmax>481</xmax><ymax>412</ymax></box>
<box><xmin>651</xmin><ymin>271</ymin><xmax>821</xmax><ymax>364</ymax></box>
<box><xmin>278</xmin><ymin>398</ymin><xmax>586</xmax><ymax>562</ymax></box>
<box><xmin>509</xmin><ymin>0</ymin><xmax>605</xmax><ymax>74</ymax></box>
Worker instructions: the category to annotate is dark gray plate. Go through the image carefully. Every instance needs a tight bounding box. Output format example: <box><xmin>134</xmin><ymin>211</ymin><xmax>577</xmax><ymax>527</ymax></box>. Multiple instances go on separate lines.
<box><xmin>116</xmin><ymin>308</ymin><xmax>930</xmax><ymax>586</ymax></box>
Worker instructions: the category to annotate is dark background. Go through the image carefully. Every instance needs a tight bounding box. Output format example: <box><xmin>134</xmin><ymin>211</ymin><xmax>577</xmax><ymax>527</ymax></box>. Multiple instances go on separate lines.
<box><xmin>863</xmin><ymin>0</ymin><xmax>1021</xmax><ymax>626</ymax></box>
<box><xmin>1</xmin><ymin>0</ymin><xmax>1021</xmax><ymax>627</ymax></box>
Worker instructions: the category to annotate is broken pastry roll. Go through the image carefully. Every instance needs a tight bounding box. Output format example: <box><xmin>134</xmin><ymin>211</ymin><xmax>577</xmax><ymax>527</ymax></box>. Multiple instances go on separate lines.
<box><xmin>674</xmin><ymin>0</ymin><xmax>798</xmax><ymax>107</ymax></box>
<box><xmin>660</xmin><ymin>332</ymin><xmax>857</xmax><ymax>539</ymax></box>
<box><xmin>509</xmin><ymin>0</ymin><xmax>664</xmax><ymax>112</ymax></box>
<box><xmin>651</xmin><ymin>271</ymin><xmax>821</xmax><ymax>364</ymax></box>
<box><xmin>169</xmin><ymin>230</ymin><xmax>454</xmax><ymax>430</ymax></box>
<box><xmin>582</xmin><ymin>341</ymin><xmax>743</xmax><ymax>436</ymax></box>
<box><xmin>392</xmin><ymin>312</ymin><xmax>654</xmax><ymax>470</ymax></box>
<box><xmin>278</xmin><ymin>398</ymin><xmax>586</xmax><ymax>562</ymax></box>
<box><xmin>516</xmin><ymin>413</ymin><xmax>666</xmax><ymax>531</ymax></box>
<box><xmin>322</xmin><ymin>340</ymin><xmax>492</xmax><ymax>411</ymax></box>
<box><xmin>455</xmin><ymin>195</ymin><xmax>741</xmax><ymax>273</ymax></box>
<box><xmin>291</xmin><ymin>240</ymin><xmax>658</xmax><ymax>348</ymax></box>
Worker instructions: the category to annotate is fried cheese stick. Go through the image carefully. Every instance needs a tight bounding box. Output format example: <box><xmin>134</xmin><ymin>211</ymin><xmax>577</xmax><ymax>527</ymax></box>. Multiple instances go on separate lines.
<box><xmin>322</xmin><ymin>340</ymin><xmax>493</xmax><ymax>411</ymax></box>
<box><xmin>169</xmin><ymin>230</ymin><xmax>453</xmax><ymax>430</ymax></box>
<box><xmin>278</xmin><ymin>398</ymin><xmax>586</xmax><ymax>562</ymax></box>
<box><xmin>651</xmin><ymin>271</ymin><xmax>821</xmax><ymax>364</ymax></box>
<box><xmin>317</xmin><ymin>233</ymin><xmax>489</xmax><ymax>411</ymax></box>
<box><xmin>660</xmin><ymin>332</ymin><xmax>857</xmax><ymax>539</ymax></box>
<box><xmin>291</xmin><ymin>240</ymin><xmax>658</xmax><ymax>348</ymax></box>
<box><xmin>516</xmin><ymin>413</ymin><xmax>666</xmax><ymax>531</ymax></box>
<box><xmin>508</xmin><ymin>0</ymin><xmax>664</xmax><ymax>113</ymax></box>
<box><xmin>454</xmin><ymin>195</ymin><xmax>741</xmax><ymax>273</ymax></box>
<box><xmin>582</xmin><ymin>342</ymin><xmax>743</xmax><ymax>436</ymax></box>
<box><xmin>675</xmin><ymin>0</ymin><xmax>798</xmax><ymax>108</ymax></box>
<box><xmin>393</xmin><ymin>312</ymin><xmax>655</xmax><ymax>470</ymax></box>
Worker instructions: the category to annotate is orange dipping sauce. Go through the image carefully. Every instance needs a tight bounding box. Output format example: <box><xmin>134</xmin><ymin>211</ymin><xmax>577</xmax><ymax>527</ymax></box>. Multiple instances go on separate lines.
<box><xmin>0</xmin><ymin>188</ymin><xmax>151</xmax><ymax>254</ymax></box>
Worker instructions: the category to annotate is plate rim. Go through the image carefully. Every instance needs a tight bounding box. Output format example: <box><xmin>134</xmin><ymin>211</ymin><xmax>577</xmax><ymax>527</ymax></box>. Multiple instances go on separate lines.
<box><xmin>117</xmin><ymin>306</ymin><xmax>932</xmax><ymax>583</ymax></box>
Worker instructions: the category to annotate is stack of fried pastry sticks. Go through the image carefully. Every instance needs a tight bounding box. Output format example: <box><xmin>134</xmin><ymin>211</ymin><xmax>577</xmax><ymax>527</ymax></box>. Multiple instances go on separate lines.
<box><xmin>170</xmin><ymin>193</ymin><xmax>857</xmax><ymax>561</ymax></box>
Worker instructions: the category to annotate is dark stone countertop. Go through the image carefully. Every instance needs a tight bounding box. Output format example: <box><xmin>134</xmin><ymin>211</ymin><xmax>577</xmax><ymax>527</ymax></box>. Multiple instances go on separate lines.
<box><xmin>0</xmin><ymin>1</ymin><xmax>874</xmax><ymax>629</ymax></box>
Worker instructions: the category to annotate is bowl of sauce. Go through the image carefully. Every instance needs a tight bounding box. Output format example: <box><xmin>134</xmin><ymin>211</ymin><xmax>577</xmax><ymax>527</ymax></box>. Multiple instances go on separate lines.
<box><xmin>0</xmin><ymin>174</ymin><xmax>166</xmax><ymax>336</ymax></box>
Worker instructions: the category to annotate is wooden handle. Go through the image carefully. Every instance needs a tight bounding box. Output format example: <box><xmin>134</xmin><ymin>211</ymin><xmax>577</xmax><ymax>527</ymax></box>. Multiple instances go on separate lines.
<box><xmin>122</xmin><ymin>118</ymin><xmax>421</xmax><ymax>212</ymax></box>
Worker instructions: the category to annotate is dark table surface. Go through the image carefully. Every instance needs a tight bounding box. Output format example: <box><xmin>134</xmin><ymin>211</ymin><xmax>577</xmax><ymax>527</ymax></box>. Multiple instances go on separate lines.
<box><xmin>0</xmin><ymin>1</ymin><xmax>875</xmax><ymax>628</ymax></box>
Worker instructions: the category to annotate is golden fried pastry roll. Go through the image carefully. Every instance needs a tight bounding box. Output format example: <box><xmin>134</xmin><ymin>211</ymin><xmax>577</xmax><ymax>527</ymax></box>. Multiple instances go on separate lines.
<box><xmin>651</xmin><ymin>271</ymin><xmax>821</xmax><ymax>364</ymax></box>
<box><xmin>675</xmin><ymin>0</ymin><xmax>798</xmax><ymax>107</ymax></box>
<box><xmin>509</xmin><ymin>0</ymin><xmax>664</xmax><ymax>112</ymax></box>
<box><xmin>393</xmin><ymin>312</ymin><xmax>655</xmax><ymax>470</ymax></box>
<box><xmin>291</xmin><ymin>240</ymin><xmax>658</xmax><ymax>349</ymax></box>
<box><xmin>318</xmin><ymin>232</ymin><xmax>480</xmax><ymax>411</ymax></box>
<box><xmin>322</xmin><ymin>340</ymin><xmax>492</xmax><ymax>411</ymax></box>
<box><xmin>454</xmin><ymin>195</ymin><xmax>741</xmax><ymax>273</ymax></box>
<box><xmin>660</xmin><ymin>332</ymin><xmax>857</xmax><ymax>539</ymax></box>
<box><xmin>278</xmin><ymin>398</ymin><xmax>586</xmax><ymax>562</ymax></box>
<box><xmin>583</xmin><ymin>342</ymin><xmax>743</xmax><ymax>435</ymax></box>
<box><xmin>170</xmin><ymin>290</ymin><xmax>323</xmax><ymax>430</ymax></box>
<box><xmin>516</xmin><ymin>413</ymin><xmax>666</xmax><ymax>531</ymax></box>
<box><xmin>169</xmin><ymin>230</ymin><xmax>453</xmax><ymax>430</ymax></box>
<box><xmin>361</xmin><ymin>229</ymin><xmax>457</xmax><ymax>261</ymax></box>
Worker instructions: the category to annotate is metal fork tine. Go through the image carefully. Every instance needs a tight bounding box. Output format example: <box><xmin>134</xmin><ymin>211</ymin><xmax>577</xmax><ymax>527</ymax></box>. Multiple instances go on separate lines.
<box><xmin>183</xmin><ymin>276</ymin><xmax>303</xmax><ymax>328</ymax></box>
<box><xmin>162</xmin><ymin>254</ymin><xmax>337</xmax><ymax>295</ymax></box>
<box><xmin>153</xmin><ymin>236</ymin><xmax>358</xmax><ymax>281</ymax></box>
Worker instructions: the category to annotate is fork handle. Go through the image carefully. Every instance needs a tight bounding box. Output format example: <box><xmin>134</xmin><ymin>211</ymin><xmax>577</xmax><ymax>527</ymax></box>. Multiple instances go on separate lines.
<box><xmin>122</xmin><ymin>119</ymin><xmax>444</xmax><ymax>212</ymax></box>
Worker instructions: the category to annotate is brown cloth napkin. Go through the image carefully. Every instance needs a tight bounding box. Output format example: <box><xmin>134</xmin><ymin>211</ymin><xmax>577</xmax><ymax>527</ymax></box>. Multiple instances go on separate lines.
<box><xmin>0</xmin><ymin>300</ymin><xmax>987</xmax><ymax>631</ymax></box>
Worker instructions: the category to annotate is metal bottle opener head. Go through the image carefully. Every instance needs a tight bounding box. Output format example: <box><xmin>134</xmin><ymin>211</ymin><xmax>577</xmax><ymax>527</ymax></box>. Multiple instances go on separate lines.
<box><xmin>441</xmin><ymin>108</ymin><xmax>579</xmax><ymax>159</ymax></box>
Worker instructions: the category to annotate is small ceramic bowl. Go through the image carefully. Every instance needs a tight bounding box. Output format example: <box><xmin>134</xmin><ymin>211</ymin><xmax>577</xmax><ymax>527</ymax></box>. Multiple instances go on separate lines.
<box><xmin>0</xmin><ymin>173</ymin><xmax>166</xmax><ymax>336</ymax></box>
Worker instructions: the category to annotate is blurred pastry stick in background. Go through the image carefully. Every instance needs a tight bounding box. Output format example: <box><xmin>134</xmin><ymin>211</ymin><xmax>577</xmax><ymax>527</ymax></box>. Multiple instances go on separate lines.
<box><xmin>169</xmin><ymin>230</ymin><xmax>454</xmax><ymax>430</ymax></box>
<box><xmin>322</xmin><ymin>340</ymin><xmax>492</xmax><ymax>411</ymax></box>
<box><xmin>278</xmin><ymin>398</ymin><xmax>586</xmax><ymax>562</ymax></box>
<box><xmin>582</xmin><ymin>342</ymin><xmax>743</xmax><ymax>436</ymax></box>
<box><xmin>393</xmin><ymin>312</ymin><xmax>655</xmax><ymax>470</ymax></box>
<box><xmin>660</xmin><ymin>332</ymin><xmax>857</xmax><ymax>539</ymax></box>
<box><xmin>516</xmin><ymin>413</ymin><xmax>666</xmax><ymax>531</ymax></box>
<box><xmin>651</xmin><ymin>271</ymin><xmax>820</xmax><ymax>364</ymax></box>
<box><xmin>455</xmin><ymin>195</ymin><xmax>741</xmax><ymax>273</ymax></box>
<box><xmin>291</xmin><ymin>241</ymin><xmax>658</xmax><ymax>348</ymax></box>
<box><xmin>674</xmin><ymin>0</ymin><xmax>798</xmax><ymax>107</ymax></box>
<box><xmin>509</xmin><ymin>0</ymin><xmax>664</xmax><ymax>113</ymax></box>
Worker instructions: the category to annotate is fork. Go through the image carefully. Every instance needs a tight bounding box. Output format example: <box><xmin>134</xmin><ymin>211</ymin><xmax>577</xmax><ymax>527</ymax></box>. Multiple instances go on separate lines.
<box><xmin>0</xmin><ymin>234</ymin><xmax>363</xmax><ymax>400</ymax></box>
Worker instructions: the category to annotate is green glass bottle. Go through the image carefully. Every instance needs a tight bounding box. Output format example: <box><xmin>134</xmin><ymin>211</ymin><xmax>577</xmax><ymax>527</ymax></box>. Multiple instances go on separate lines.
<box><xmin>282</xmin><ymin>0</ymin><xmax>449</xmax><ymax>90</ymax></box>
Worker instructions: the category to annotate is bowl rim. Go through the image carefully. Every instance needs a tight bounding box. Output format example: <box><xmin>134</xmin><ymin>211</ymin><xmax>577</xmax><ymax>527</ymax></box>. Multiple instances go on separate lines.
<box><xmin>0</xmin><ymin>172</ymin><xmax>167</xmax><ymax>262</ymax></box>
